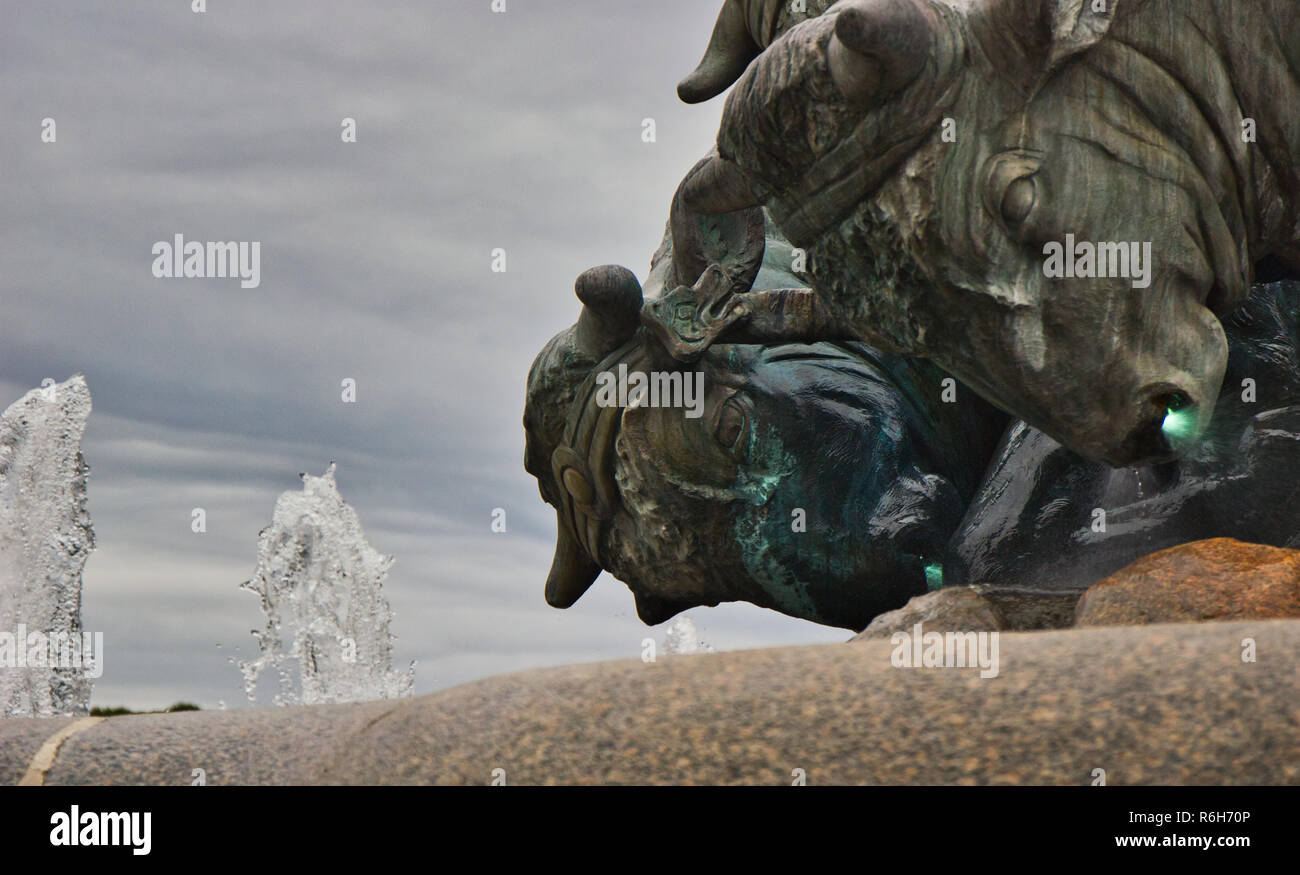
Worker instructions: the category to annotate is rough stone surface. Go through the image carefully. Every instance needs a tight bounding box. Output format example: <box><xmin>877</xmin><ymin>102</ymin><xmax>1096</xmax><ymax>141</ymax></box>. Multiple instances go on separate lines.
<box><xmin>981</xmin><ymin>589</ymin><xmax>1082</xmax><ymax>631</ymax></box>
<box><xmin>854</xmin><ymin>586</ymin><xmax>1082</xmax><ymax>638</ymax></box>
<box><xmin>38</xmin><ymin>700</ymin><xmax>397</xmax><ymax>786</ymax></box>
<box><xmin>0</xmin><ymin>716</ymin><xmax>76</xmax><ymax>784</ymax></box>
<box><xmin>4</xmin><ymin>620</ymin><xmax>1297</xmax><ymax>785</ymax></box>
<box><xmin>1077</xmin><ymin>538</ymin><xmax>1300</xmax><ymax>627</ymax></box>
<box><xmin>853</xmin><ymin>587</ymin><xmax>1001</xmax><ymax>639</ymax></box>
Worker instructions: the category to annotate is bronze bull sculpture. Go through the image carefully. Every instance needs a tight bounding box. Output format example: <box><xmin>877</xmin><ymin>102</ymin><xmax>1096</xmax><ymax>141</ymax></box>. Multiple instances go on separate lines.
<box><xmin>679</xmin><ymin>0</ymin><xmax>1300</xmax><ymax>467</ymax></box>
<box><xmin>524</xmin><ymin>176</ymin><xmax>1300</xmax><ymax>632</ymax></box>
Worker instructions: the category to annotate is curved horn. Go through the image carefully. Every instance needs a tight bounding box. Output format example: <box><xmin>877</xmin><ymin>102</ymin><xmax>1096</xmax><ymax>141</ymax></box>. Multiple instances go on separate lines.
<box><xmin>677</xmin><ymin>0</ymin><xmax>761</xmax><ymax>104</ymax></box>
<box><xmin>574</xmin><ymin>265</ymin><xmax>644</xmax><ymax>358</ymax></box>
<box><xmin>545</xmin><ymin>521</ymin><xmax>602</xmax><ymax>608</ymax></box>
<box><xmin>829</xmin><ymin>0</ymin><xmax>933</xmax><ymax>106</ymax></box>
<box><xmin>679</xmin><ymin>153</ymin><xmax>760</xmax><ymax>215</ymax></box>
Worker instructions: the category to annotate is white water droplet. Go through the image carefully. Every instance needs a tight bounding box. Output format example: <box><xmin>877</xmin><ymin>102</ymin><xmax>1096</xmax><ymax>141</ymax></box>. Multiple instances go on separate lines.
<box><xmin>660</xmin><ymin>616</ymin><xmax>713</xmax><ymax>655</ymax></box>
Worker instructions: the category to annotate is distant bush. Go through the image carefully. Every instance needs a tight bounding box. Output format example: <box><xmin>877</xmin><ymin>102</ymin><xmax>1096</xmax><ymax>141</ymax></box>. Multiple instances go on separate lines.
<box><xmin>90</xmin><ymin>702</ymin><xmax>202</xmax><ymax>716</ymax></box>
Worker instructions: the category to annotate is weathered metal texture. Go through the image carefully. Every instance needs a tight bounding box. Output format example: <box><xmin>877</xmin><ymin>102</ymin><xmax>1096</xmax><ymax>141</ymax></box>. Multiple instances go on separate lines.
<box><xmin>683</xmin><ymin>0</ymin><xmax>1300</xmax><ymax>466</ymax></box>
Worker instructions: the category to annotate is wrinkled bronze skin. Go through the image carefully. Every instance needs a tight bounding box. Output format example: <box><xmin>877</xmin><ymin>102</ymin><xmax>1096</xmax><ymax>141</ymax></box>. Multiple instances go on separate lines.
<box><xmin>681</xmin><ymin>0</ymin><xmax>1300</xmax><ymax>467</ymax></box>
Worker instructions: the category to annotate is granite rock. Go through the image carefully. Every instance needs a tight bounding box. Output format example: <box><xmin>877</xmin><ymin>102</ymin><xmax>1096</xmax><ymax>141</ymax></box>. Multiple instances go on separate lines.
<box><xmin>852</xmin><ymin>587</ymin><xmax>1001</xmax><ymax>639</ymax></box>
<box><xmin>6</xmin><ymin>620</ymin><xmax>1297</xmax><ymax>785</ymax></box>
<box><xmin>1076</xmin><ymin>538</ymin><xmax>1300</xmax><ymax>627</ymax></box>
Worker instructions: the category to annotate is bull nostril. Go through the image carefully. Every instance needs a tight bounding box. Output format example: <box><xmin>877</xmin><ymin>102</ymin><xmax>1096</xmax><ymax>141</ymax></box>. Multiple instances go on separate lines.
<box><xmin>1109</xmin><ymin>389</ymin><xmax>1204</xmax><ymax>465</ymax></box>
<box><xmin>1113</xmin><ymin>390</ymin><xmax>1200</xmax><ymax>464</ymax></box>
<box><xmin>1120</xmin><ymin>415</ymin><xmax>1174</xmax><ymax>464</ymax></box>
<box><xmin>1157</xmin><ymin>391</ymin><xmax>1199</xmax><ymax>445</ymax></box>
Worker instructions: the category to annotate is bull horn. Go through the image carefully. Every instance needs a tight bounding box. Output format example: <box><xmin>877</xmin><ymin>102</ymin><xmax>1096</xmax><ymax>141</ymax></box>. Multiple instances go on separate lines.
<box><xmin>677</xmin><ymin>0</ymin><xmax>760</xmax><ymax>104</ymax></box>
<box><xmin>574</xmin><ymin>265</ymin><xmax>644</xmax><ymax>358</ymax></box>
<box><xmin>679</xmin><ymin>153</ymin><xmax>760</xmax><ymax>215</ymax></box>
<box><xmin>829</xmin><ymin>0</ymin><xmax>933</xmax><ymax>106</ymax></box>
<box><xmin>545</xmin><ymin>517</ymin><xmax>603</xmax><ymax>608</ymax></box>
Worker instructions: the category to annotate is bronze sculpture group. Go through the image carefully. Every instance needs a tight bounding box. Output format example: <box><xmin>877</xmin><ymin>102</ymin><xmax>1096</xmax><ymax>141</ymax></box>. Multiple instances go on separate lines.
<box><xmin>525</xmin><ymin>0</ymin><xmax>1300</xmax><ymax>631</ymax></box>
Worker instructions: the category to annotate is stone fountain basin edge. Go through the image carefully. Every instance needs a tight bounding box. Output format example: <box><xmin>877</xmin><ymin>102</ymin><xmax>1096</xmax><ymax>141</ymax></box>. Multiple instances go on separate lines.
<box><xmin>3</xmin><ymin>618</ymin><xmax>1297</xmax><ymax>786</ymax></box>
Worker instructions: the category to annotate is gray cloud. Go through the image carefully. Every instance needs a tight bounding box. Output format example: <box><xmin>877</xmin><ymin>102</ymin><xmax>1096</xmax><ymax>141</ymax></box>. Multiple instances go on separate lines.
<box><xmin>0</xmin><ymin>0</ymin><xmax>845</xmax><ymax>712</ymax></box>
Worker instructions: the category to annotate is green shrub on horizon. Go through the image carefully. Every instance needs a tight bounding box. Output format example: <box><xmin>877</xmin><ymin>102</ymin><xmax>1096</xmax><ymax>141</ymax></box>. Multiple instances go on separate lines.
<box><xmin>90</xmin><ymin>701</ymin><xmax>202</xmax><ymax>716</ymax></box>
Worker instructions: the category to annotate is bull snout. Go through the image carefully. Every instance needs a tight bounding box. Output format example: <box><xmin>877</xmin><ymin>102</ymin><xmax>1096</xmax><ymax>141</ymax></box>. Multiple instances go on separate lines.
<box><xmin>949</xmin><ymin>293</ymin><xmax>1228</xmax><ymax>469</ymax></box>
<box><xmin>1096</xmin><ymin>295</ymin><xmax>1228</xmax><ymax>467</ymax></box>
<box><xmin>1038</xmin><ymin>350</ymin><xmax>1223</xmax><ymax>468</ymax></box>
<box><xmin>1065</xmin><ymin>331</ymin><xmax>1225</xmax><ymax>467</ymax></box>
<box><xmin>1030</xmin><ymin>374</ymin><xmax>1219</xmax><ymax>469</ymax></box>
<box><xmin>1007</xmin><ymin>271</ymin><xmax>1229</xmax><ymax>468</ymax></box>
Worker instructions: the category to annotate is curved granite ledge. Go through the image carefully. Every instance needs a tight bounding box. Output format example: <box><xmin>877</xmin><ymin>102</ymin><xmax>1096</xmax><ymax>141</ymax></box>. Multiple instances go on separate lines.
<box><xmin>0</xmin><ymin>717</ymin><xmax>77</xmax><ymax>785</ymax></box>
<box><xmin>3</xmin><ymin>619</ymin><xmax>1298</xmax><ymax>785</ymax></box>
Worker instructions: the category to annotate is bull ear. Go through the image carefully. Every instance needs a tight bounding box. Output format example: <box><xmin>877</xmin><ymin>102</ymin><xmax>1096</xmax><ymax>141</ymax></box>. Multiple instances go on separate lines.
<box><xmin>978</xmin><ymin>0</ymin><xmax>1118</xmax><ymax>68</ymax></box>
<box><xmin>1045</xmin><ymin>0</ymin><xmax>1118</xmax><ymax>64</ymax></box>
<box><xmin>671</xmin><ymin>153</ymin><xmax>765</xmax><ymax>290</ymax></box>
<box><xmin>677</xmin><ymin>151</ymin><xmax>760</xmax><ymax>217</ymax></box>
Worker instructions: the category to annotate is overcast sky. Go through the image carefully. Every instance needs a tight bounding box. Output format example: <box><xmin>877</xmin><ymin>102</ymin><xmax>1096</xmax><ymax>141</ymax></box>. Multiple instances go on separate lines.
<box><xmin>0</xmin><ymin>0</ymin><xmax>845</xmax><ymax>711</ymax></box>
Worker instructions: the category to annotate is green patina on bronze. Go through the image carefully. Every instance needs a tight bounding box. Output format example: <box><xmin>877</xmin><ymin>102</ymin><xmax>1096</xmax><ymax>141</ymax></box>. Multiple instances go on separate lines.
<box><xmin>524</xmin><ymin>194</ymin><xmax>1004</xmax><ymax>629</ymax></box>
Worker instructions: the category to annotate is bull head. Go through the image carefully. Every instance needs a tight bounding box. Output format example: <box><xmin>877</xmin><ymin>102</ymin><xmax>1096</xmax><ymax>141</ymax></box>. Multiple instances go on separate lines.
<box><xmin>523</xmin><ymin>157</ymin><xmax>998</xmax><ymax>629</ymax></box>
<box><xmin>524</xmin><ymin>254</ymin><xmax>992</xmax><ymax>629</ymax></box>
<box><xmin>683</xmin><ymin>0</ymin><xmax>1258</xmax><ymax>466</ymax></box>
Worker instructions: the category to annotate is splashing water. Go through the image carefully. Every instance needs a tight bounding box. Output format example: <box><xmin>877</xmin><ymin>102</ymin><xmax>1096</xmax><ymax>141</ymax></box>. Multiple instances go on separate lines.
<box><xmin>660</xmin><ymin>616</ymin><xmax>713</xmax><ymax>655</ymax></box>
<box><xmin>0</xmin><ymin>377</ymin><xmax>97</xmax><ymax>718</ymax></box>
<box><xmin>239</xmin><ymin>464</ymin><xmax>414</xmax><ymax>706</ymax></box>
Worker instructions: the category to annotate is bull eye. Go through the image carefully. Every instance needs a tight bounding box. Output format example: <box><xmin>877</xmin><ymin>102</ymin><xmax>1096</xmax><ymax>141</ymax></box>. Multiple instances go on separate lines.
<box><xmin>1000</xmin><ymin>176</ymin><xmax>1037</xmax><ymax>226</ymax></box>
<box><xmin>714</xmin><ymin>396</ymin><xmax>750</xmax><ymax>455</ymax></box>
<box><xmin>982</xmin><ymin>151</ymin><xmax>1043</xmax><ymax>233</ymax></box>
